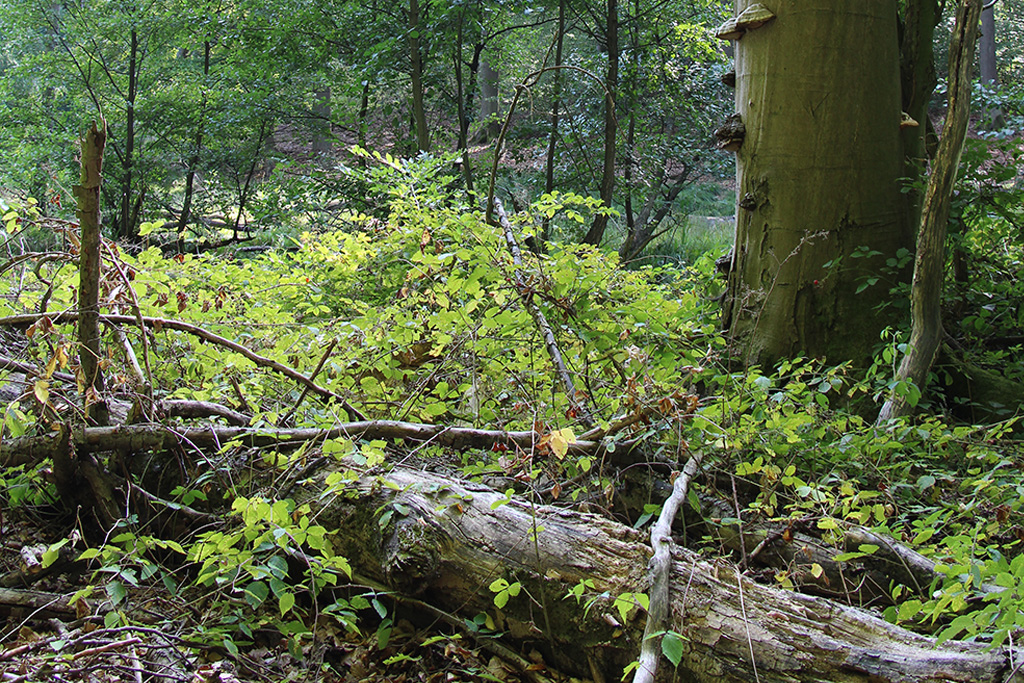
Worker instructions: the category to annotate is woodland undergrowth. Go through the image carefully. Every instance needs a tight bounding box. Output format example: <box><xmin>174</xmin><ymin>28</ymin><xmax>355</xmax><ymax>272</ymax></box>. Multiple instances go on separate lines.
<box><xmin>1</xmin><ymin>149</ymin><xmax>1023</xmax><ymax>681</ymax></box>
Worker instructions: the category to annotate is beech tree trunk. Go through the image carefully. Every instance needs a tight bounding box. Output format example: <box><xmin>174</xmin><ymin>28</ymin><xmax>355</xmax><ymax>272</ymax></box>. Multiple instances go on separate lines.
<box><xmin>305</xmin><ymin>464</ymin><xmax>1022</xmax><ymax>683</ymax></box>
<box><xmin>979</xmin><ymin>3</ymin><xmax>1005</xmax><ymax>130</ymax></box>
<box><xmin>479</xmin><ymin>57</ymin><xmax>501</xmax><ymax>143</ymax></box>
<box><xmin>900</xmin><ymin>0</ymin><xmax>939</xmax><ymax>223</ymax></box>
<box><xmin>311</xmin><ymin>87</ymin><xmax>332</xmax><ymax>157</ymax></box>
<box><xmin>722</xmin><ymin>1</ymin><xmax>911</xmax><ymax>366</ymax></box>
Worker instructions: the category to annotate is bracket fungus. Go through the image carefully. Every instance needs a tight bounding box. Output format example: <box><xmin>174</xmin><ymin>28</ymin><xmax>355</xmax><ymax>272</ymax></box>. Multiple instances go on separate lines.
<box><xmin>900</xmin><ymin>111</ymin><xmax>920</xmax><ymax>129</ymax></box>
<box><xmin>735</xmin><ymin>3</ymin><xmax>776</xmax><ymax>31</ymax></box>
<box><xmin>715</xmin><ymin>4</ymin><xmax>775</xmax><ymax>41</ymax></box>
<box><xmin>715</xmin><ymin>114</ymin><xmax>746</xmax><ymax>152</ymax></box>
<box><xmin>721</xmin><ymin>70</ymin><xmax>737</xmax><ymax>88</ymax></box>
<box><xmin>714</xmin><ymin>17</ymin><xmax>744</xmax><ymax>41</ymax></box>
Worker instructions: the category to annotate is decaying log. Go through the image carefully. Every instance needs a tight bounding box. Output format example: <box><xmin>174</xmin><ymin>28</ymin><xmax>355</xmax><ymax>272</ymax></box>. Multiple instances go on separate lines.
<box><xmin>306</xmin><ymin>463</ymin><xmax>1022</xmax><ymax>683</ymax></box>
<box><xmin>714</xmin><ymin>520</ymin><xmax>941</xmax><ymax>607</ymax></box>
<box><xmin>0</xmin><ymin>588</ymin><xmax>78</xmax><ymax>619</ymax></box>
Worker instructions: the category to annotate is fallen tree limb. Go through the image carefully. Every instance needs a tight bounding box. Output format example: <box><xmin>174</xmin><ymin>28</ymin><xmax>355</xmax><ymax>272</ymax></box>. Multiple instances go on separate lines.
<box><xmin>490</xmin><ymin>197</ymin><xmax>594</xmax><ymax>428</ymax></box>
<box><xmin>634</xmin><ymin>451</ymin><xmax>705</xmax><ymax>683</ymax></box>
<box><xmin>0</xmin><ymin>421</ymin><xmax>634</xmax><ymax>468</ymax></box>
<box><xmin>306</xmin><ymin>463</ymin><xmax>1022</xmax><ymax>682</ymax></box>
<box><xmin>709</xmin><ymin>501</ymin><xmax>949</xmax><ymax>607</ymax></box>
<box><xmin>157</xmin><ymin>399</ymin><xmax>250</xmax><ymax>426</ymax></box>
<box><xmin>0</xmin><ymin>588</ymin><xmax>78</xmax><ymax>620</ymax></box>
<box><xmin>0</xmin><ymin>354</ymin><xmax>76</xmax><ymax>384</ymax></box>
<box><xmin>0</xmin><ymin>312</ymin><xmax>365</xmax><ymax>421</ymax></box>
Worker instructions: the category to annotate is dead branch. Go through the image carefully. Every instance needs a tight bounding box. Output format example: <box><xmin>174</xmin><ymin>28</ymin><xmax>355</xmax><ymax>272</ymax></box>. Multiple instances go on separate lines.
<box><xmin>634</xmin><ymin>451</ymin><xmax>705</xmax><ymax>683</ymax></box>
<box><xmin>0</xmin><ymin>420</ymin><xmax>632</xmax><ymax>467</ymax></box>
<box><xmin>0</xmin><ymin>311</ymin><xmax>365</xmax><ymax>421</ymax></box>
<box><xmin>490</xmin><ymin>197</ymin><xmax>594</xmax><ymax>428</ymax></box>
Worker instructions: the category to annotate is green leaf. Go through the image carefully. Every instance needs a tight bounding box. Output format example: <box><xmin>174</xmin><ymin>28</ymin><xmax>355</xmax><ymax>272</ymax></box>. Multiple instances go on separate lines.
<box><xmin>661</xmin><ymin>631</ymin><xmax>684</xmax><ymax>667</ymax></box>
<box><xmin>279</xmin><ymin>591</ymin><xmax>296</xmax><ymax>615</ymax></box>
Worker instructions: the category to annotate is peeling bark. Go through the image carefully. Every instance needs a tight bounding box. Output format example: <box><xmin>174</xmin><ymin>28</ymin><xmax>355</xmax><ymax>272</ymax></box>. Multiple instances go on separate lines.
<box><xmin>307</xmin><ymin>464</ymin><xmax>1022</xmax><ymax>683</ymax></box>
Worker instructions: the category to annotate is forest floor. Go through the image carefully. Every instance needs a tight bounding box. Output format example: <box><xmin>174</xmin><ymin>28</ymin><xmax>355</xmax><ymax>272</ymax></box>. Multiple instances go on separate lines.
<box><xmin>0</xmin><ymin>474</ymin><xmax>549</xmax><ymax>683</ymax></box>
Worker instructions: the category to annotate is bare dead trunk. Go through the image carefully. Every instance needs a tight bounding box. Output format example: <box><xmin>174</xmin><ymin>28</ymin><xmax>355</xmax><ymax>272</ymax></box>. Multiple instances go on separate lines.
<box><xmin>73</xmin><ymin>121</ymin><xmax>109</xmax><ymax>426</ymax></box>
<box><xmin>878</xmin><ymin>0</ymin><xmax>981</xmax><ymax>423</ymax></box>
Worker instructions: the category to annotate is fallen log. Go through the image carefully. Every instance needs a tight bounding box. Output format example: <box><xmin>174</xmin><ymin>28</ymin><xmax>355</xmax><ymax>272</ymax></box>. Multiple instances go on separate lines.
<box><xmin>306</xmin><ymin>463</ymin><xmax>1022</xmax><ymax>683</ymax></box>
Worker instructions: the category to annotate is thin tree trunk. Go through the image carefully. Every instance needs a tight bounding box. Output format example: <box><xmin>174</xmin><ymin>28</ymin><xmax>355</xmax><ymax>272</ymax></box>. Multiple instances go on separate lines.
<box><xmin>120</xmin><ymin>29</ymin><xmax>139</xmax><ymax>240</ymax></box>
<box><xmin>582</xmin><ymin>0</ymin><xmax>618</xmax><ymax>246</ymax></box>
<box><xmin>979</xmin><ymin>2</ymin><xmax>1005</xmax><ymax>130</ymax></box>
<box><xmin>542</xmin><ymin>0</ymin><xmax>566</xmax><ymax>245</ymax></box>
<box><xmin>878</xmin><ymin>0</ymin><xmax>982</xmax><ymax>423</ymax></box>
<box><xmin>357</xmin><ymin>81</ymin><xmax>371</xmax><ymax>166</ymax></box>
<box><xmin>178</xmin><ymin>39</ymin><xmax>210</xmax><ymax>250</ymax></box>
<box><xmin>311</xmin><ymin>87</ymin><xmax>332</xmax><ymax>157</ymax></box>
<box><xmin>73</xmin><ymin>121</ymin><xmax>109</xmax><ymax>426</ymax></box>
<box><xmin>232</xmin><ymin>120</ymin><xmax>271</xmax><ymax>241</ymax></box>
<box><xmin>479</xmin><ymin>57</ymin><xmax>500</xmax><ymax>143</ymax></box>
<box><xmin>979</xmin><ymin>3</ymin><xmax>998</xmax><ymax>85</ymax></box>
<box><xmin>453</xmin><ymin>13</ymin><xmax>475</xmax><ymax>194</ymax></box>
<box><xmin>408</xmin><ymin>0</ymin><xmax>430</xmax><ymax>153</ymax></box>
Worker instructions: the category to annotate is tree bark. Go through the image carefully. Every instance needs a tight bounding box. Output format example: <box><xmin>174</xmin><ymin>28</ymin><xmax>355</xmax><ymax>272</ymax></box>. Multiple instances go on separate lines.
<box><xmin>119</xmin><ymin>29</ymin><xmax>140</xmax><ymax>240</ymax></box>
<box><xmin>541</xmin><ymin>0</ymin><xmax>566</xmax><ymax>246</ymax></box>
<box><xmin>311</xmin><ymin>87</ymin><xmax>332</xmax><ymax>157</ymax></box>
<box><xmin>73</xmin><ymin>121</ymin><xmax>109</xmax><ymax>426</ymax></box>
<box><xmin>878</xmin><ymin>0</ymin><xmax>982</xmax><ymax>423</ymax></box>
<box><xmin>408</xmin><ymin>0</ymin><xmax>430</xmax><ymax>153</ymax></box>
<box><xmin>582</xmin><ymin>0</ymin><xmax>618</xmax><ymax>246</ymax></box>
<box><xmin>722</xmin><ymin>1</ymin><xmax>911</xmax><ymax>367</ymax></box>
<box><xmin>479</xmin><ymin>57</ymin><xmax>501</xmax><ymax>143</ymax></box>
<box><xmin>900</xmin><ymin>0</ymin><xmax>940</xmax><ymax>224</ymax></box>
<box><xmin>979</xmin><ymin>2</ymin><xmax>1005</xmax><ymax>130</ymax></box>
<box><xmin>979</xmin><ymin>3</ymin><xmax>998</xmax><ymax>85</ymax></box>
<box><xmin>177</xmin><ymin>39</ymin><xmax>210</xmax><ymax>250</ymax></box>
<box><xmin>305</xmin><ymin>463</ymin><xmax>1023</xmax><ymax>683</ymax></box>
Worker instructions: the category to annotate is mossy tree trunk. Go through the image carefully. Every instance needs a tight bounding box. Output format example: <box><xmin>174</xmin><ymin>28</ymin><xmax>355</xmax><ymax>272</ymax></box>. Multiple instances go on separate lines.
<box><xmin>722</xmin><ymin>1</ymin><xmax>912</xmax><ymax>366</ymax></box>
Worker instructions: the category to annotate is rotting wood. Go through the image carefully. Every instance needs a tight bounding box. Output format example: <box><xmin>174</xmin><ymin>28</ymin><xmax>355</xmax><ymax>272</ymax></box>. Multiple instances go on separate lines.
<box><xmin>307</xmin><ymin>463</ymin><xmax>1023</xmax><ymax>683</ymax></box>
